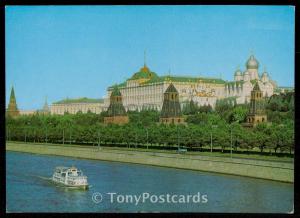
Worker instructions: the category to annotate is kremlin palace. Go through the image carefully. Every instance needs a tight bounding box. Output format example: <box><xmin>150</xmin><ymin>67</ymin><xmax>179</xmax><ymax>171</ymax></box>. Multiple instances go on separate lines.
<box><xmin>8</xmin><ymin>54</ymin><xmax>283</xmax><ymax>116</ymax></box>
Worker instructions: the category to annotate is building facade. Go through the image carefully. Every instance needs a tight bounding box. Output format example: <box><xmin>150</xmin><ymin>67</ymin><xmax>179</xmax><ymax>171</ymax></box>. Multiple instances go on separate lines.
<box><xmin>105</xmin><ymin>64</ymin><xmax>225</xmax><ymax>111</ymax></box>
<box><xmin>50</xmin><ymin>98</ymin><xmax>106</xmax><ymax>115</ymax></box>
<box><xmin>226</xmin><ymin>55</ymin><xmax>276</xmax><ymax>104</ymax></box>
<box><xmin>47</xmin><ymin>54</ymin><xmax>278</xmax><ymax>115</ymax></box>
<box><xmin>105</xmin><ymin>54</ymin><xmax>277</xmax><ymax>111</ymax></box>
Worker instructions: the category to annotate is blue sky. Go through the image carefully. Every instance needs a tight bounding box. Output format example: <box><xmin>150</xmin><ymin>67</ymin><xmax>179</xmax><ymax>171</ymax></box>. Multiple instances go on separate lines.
<box><xmin>6</xmin><ymin>6</ymin><xmax>295</xmax><ymax>110</ymax></box>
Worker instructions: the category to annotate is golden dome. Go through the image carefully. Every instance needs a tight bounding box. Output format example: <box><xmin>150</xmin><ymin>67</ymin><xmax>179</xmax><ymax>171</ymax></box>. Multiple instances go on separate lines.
<box><xmin>140</xmin><ymin>64</ymin><xmax>150</xmax><ymax>73</ymax></box>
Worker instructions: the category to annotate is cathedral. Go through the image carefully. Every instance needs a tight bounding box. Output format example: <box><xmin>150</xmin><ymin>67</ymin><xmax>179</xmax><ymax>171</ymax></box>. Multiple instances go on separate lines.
<box><xmin>226</xmin><ymin>54</ymin><xmax>276</xmax><ymax>105</ymax></box>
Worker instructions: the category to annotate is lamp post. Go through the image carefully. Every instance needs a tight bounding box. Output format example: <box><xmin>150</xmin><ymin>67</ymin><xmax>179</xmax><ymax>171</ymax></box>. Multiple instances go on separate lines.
<box><xmin>45</xmin><ymin>122</ymin><xmax>52</xmax><ymax>144</ymax></box>
<box><xmin>45</xmin><ymin>126</ymin><xmax>48</xmax><ymax>144</ymax></box>
<box><xmin>62</xmin><ymin>128</ymin><xmax>65</xmax><ymax>145</ymax></box>
<box><xmin>135</xmin><ymin>132</ymin><xmax>138</xmax><ymax>148</ymax></box>
<box><xmin>34</xmin><ymin>129</ymin><xmax>36</xmax><ymax>143</ymax></box>
<box><xmin>230</xmin><ymin>121</ymin><xmax>238</xmax><ymax>159</ymax></box>
<box><xmin>146</xmin><ymin>128</ymin><xmax>149</xmax><ymax>149</ymax></box>
<box><xmin>6</xmin><ymin>126</ymin><xmax>8</xmax><ymax>141</ymax></box>
<box><xmin>230</xmin><ymin>128</ymin><xmax>233</xmax><ymax>159</ymax></box>
<box><xmin>69</xmin><ymin>125</ymin><xmax>72</xmax><ymax>145</ymax></box>
<box><xmin>210</xmin><ymin>125</ymin><xmax>218</xmax><ymax>153</ymax></box>
<box><xmin>25</xmin><ymin>122</ymin><xmax>30</xmax><ymax>143</ymax></box>
<box><xmin>25</xmin><ymin>127</ymin><xmax>26</xmax><ymax>143</ymax></box>
<box><xmin>98</xmin><ymin>130</ymin><xmax>101</xmax><ymax>150</ymax></box>
<box><xmin>177</xmin><ymin>125</ymin><xmax>179</xmax><ymax>150</ymax></box>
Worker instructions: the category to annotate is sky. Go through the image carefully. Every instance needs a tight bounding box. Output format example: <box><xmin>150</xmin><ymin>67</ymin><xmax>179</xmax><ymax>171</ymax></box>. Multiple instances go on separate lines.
<box><xmin>6</xmin><ymin>5</ymin><xmax>295</xmax><ymax>110</ymax></box>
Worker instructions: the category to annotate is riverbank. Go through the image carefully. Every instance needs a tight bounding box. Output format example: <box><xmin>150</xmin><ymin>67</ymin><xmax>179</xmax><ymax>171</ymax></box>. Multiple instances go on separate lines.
<box><xmin>6</xmin><ymin>142</ymin><xmax>294</xmax><ymax>183</ymax></box>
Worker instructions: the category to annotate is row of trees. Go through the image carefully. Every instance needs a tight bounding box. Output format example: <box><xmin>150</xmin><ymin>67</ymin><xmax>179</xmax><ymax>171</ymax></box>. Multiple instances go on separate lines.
<box><xmin>6</xmin><ymin>103</ymin><xmax>294</xmax><ymax>156</ymax></box>
<box><xmin>6</xmin><ymin>92</ymin><xmax>294</xmax><ymax>155</ymax></box>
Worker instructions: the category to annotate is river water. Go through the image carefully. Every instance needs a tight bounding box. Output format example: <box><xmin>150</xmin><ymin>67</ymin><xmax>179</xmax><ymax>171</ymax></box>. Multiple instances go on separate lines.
<box><xmin>6</xmin><ymin>151</ymin><xmax>293</xmax><ymax>213</ymax></box>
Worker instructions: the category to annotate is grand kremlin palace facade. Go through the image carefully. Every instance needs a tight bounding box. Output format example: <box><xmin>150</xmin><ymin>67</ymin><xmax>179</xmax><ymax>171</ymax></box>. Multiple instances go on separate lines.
<box><xmin>50</xmin><ymin>55</ymin><xmax>277</xmax><ymax>115</ymax></box>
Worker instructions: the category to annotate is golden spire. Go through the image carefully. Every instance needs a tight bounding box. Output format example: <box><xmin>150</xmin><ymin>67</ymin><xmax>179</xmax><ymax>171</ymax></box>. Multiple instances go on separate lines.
<box><xmin>144</xmin><ymin>50</ymin><xmax>146</xmax><ymax>67</ymax></box>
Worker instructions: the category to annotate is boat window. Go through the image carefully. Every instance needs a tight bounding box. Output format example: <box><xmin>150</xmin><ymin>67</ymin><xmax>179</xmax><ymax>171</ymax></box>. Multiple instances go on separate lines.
<box><xmin>62</xmin><ymin>173</ymin><xmax>66</xmax><ymax>177</ymax></box>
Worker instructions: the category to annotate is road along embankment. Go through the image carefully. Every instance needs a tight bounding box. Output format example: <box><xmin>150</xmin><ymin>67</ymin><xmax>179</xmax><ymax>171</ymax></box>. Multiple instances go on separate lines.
<box><xmin>6</xmin><ymin>142</ymin><xmax>294</xmax><ymax>183</ymax></box>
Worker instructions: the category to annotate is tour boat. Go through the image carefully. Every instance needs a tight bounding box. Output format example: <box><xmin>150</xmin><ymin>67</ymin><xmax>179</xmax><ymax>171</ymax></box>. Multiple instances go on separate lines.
<box><xmin>52</xmin><ymin>166</ymin><xmax>89</xmax><ymax>189</ymax></box>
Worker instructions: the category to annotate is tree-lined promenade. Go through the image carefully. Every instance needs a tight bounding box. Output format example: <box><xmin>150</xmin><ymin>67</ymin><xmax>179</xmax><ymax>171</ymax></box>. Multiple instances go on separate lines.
<box><xmin>6</xmin><ymin>92</ymin><xmax>294</xmax><ymax>157</ymax></box>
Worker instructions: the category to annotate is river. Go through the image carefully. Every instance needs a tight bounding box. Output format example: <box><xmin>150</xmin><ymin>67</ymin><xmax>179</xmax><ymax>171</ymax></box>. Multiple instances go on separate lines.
<box><xmin>6</xmin><ymin>151</ymin><xmax>293</xmax><ymax>213</ymax></box>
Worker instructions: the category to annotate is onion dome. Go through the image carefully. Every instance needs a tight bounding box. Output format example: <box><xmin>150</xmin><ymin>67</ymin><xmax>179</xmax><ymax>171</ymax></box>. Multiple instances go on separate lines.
<box><xmin>243</xmin><ymin>70</ymin><xmax>249</xmax><ymax>75</ymax></box>
<box><xmin>246</xmin><ymin>55</ymin><xmax>259</xmax><ymax>69</ymax></box>
<box><xmin>234</xmin><ymin>69</ymin><xmax>242</xmax><ymax>76</ymax></box>
<box><xmin>262</xmin><ymin>67</ymin><xmax>268</xmax><ymax>77</ymax></box>
<box><xmin>262</xmin><ymin>71</ymin><xmax>268</xmax><ymax>77</ymax></box>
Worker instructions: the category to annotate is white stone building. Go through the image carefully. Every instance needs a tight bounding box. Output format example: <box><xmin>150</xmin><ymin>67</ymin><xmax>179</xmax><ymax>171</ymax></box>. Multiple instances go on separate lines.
<box><xmin>226</xmin><ymin>54</ymin><xmax>276</xmax><ymax>104</ymax></box>
<box><xmin>49</xmin><ymin>54</ymin><xmax>278</xmax><ymax>115</ymax></box>
<box><xmin>50</xmin><ymin>98</ymin><xmax>107</xmax><ymax>115</ymax></box>
<box><xmin>104</xmin><ymin>54</ymin><xmax>276</xmax><ymax>110</ymax></box>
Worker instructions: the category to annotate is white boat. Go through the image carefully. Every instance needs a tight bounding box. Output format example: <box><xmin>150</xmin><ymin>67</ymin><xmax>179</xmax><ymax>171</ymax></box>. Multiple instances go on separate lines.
<box><xmin>52</xmin><ymin>166</ymin><xmax>89</xmax><ymax>189</ymax></box>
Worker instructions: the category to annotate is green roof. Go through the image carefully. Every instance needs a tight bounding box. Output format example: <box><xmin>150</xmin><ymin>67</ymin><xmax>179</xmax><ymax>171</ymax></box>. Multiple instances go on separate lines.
<box><xmin>158</xmin><ymin>75</ymin><xmax>225</xmax><ymax>84</ymax></box>
<box><xmin>109</xmin><ymin>75</ymin><xmax>226</xmax><ymax>89</ymax></box>
<box><xmin>130</xmin><ymin>69</ymin><xmax>159</xmax><ymax>80</ymax></box>
<box><xmin>111</xmin><ymin>86</ymin><xmax>122</xmax><ymax>97</ymax></box>
<box><xmin>108</xmin><ymin>65</ymin><xmax>227</xmax><ymax>90</ymax></box>
<box><xmin>53</xmin><ymin>97</ymin><xmax>104</xmax><ymax>104</ymax></box>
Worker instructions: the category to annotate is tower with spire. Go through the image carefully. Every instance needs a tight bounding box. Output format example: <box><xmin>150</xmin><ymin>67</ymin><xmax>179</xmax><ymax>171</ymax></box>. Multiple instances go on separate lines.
<box><xmin>160</xmin><ymin>83</ymin><xmax>185</xmax><ymax>124</ymax></box>
<box><xmin>104</xmin><ymin>86</ymin><xmax>129</xmax><ymax>124</ymax></box>
<box><xmin>37</xmin><ymin>96</ymin><xmax>50</xmax><ymax>115</ymax></box>
<box><xmin>244</xmin><ymin>82</ymin><xmax>267</xmax><ymax>127</ymax></box>
<box><xmin>6</xmin><ymin>86</ymin><xmax>20</xmax><ymax>117</ymax></box>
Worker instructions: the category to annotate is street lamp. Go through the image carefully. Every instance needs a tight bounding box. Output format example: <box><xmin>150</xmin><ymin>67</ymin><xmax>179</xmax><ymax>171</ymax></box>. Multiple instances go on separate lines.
<box><xmin>146</xmin><ymin>127</ymin><xmax>149</xmax><ymax>149</ymax></box>
<box><xmin>6</xmin><ymin>126</ymin><xmax>8</xmax><ymax>141</ymax></box>
<box><xmin>135</xmin><ymin>132</ymin><xmax>138</xmax><ymax>148</ymax></box>
<box><xmin>177</xmin><ymin>125</ymin><xmax>180</xmax><ymax>151</ymax></box>
<box><xmin>97</xmin><ymin>130</ymin><xmax>101</xmax><ymax>150</ymax></box>
<box><xmin>34</xmin><ymin>129</ymin><xmax>36</xmax><ymax>143</ymax></box>
<box><xmin>210</xmin><ymin>125</ymin><xmax>218</xmax><ymax>153</ymax></box>
<box><xmin>62</xmin><ymin>128</ymin><xmax>65</xmax><ymax>145</ymax></box>
<box><xmin>45</xmin><ymin>122</ymin><xmax>52</xmax><ymax>144</ymax></box>
<box><xmin>25</xmin><ymin>122</ymin><xmax>30</xmax><ymax>143</ymax></box>
<box><xmin>230</xmin><ymin>128</ymin><xmax>233</xmax><ymax>159</ymax></box>
<box><xmin>69</xmin><ymin>125</ymin><xmax>72</xmax><ymax>145</ymax></box>
<box><xmin>230</xmin><ymin>121</ymin><xmax>239</xmax><ymax>159</ymax></box>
